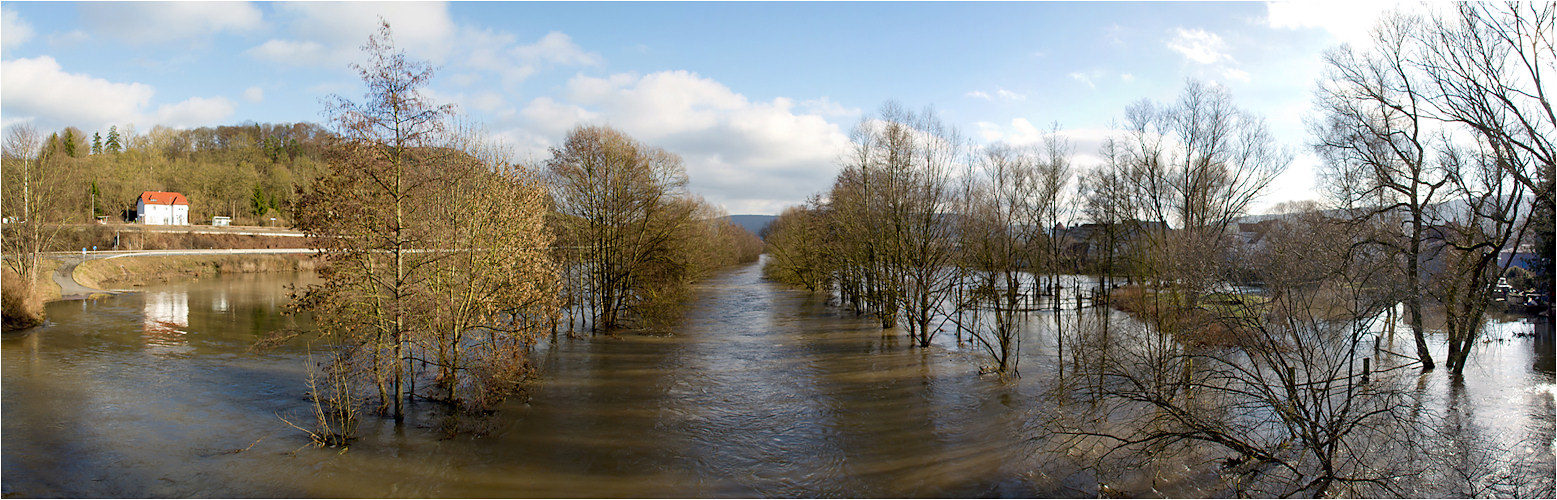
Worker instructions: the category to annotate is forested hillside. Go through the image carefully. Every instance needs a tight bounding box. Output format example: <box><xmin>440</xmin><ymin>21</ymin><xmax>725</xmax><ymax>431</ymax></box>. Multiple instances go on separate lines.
<box><xmin>14</xmin><ymin>122</ymin><xmax>331</xmax><ymax>226</ymax></box>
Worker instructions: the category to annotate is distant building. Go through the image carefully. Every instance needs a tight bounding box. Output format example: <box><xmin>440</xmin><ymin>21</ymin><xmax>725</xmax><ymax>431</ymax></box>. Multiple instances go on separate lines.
<box><xmin>136</xmin><ymin>191</ymin><xmax>189</xmax><ymax>225</ymax></box>
<box><xmin>210</xmin><ymin>216</ymin><xmax>231</xmax><ymax>227</ymax></box>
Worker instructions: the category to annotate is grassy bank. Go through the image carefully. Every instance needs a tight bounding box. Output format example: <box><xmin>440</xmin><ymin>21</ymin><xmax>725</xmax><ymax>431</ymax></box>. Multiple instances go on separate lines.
<box><xmin>1109</xmin><ymin>285</ymin><xmax>1267</xmax><ymax>347</ymax></box>
<box><xmin>6</xmin><ymin>224</ymin><xmax>310</xmax><ymax>252</ymax></box>
<box><xmin>75</xmin><ymin>254</ymin><xmax>321</xmax><ymax>289</ymax></box>
<box><xmin>1</xmin><ymin>260</ymin><xmax>64</xmax><ymax>330</ymax></box>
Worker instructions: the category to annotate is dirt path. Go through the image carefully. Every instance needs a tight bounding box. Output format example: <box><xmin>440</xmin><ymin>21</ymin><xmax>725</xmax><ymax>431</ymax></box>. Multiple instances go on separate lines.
<box><xmin>47</xmin><ymin>248</ymin><xmax>313</xmax><ymax>300</ymax></box>
<box><xmin>51</xmin><ymin>258</ymin><xmax>115</xmax><ymax>299</ymax></box>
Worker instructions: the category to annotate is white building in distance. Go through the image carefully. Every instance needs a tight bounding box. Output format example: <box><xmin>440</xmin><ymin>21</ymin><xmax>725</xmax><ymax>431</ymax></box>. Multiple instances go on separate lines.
<box><xmin>137</xmin><ymin>191</ymin><xmax>189</xmax><ymax>225</ymax></box>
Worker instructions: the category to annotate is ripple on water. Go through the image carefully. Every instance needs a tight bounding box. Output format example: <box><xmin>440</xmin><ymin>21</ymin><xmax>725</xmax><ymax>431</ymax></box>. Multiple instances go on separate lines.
<box><xmin>3</xmin><ymin>265</ymin><xmax>1553</xmax><ymax>497</ymax></box>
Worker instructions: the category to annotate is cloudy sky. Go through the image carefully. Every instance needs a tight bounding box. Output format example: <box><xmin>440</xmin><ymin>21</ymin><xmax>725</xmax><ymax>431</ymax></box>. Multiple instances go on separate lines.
<box><xmin>1</xmin><ymin>1</ymin><xmax>1414</xmax><ymax>215</ymax></box>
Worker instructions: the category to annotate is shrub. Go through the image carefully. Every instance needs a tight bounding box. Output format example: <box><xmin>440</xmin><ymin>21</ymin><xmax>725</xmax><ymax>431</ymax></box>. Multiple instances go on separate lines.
<box><xmin>1</xmin><ymin>268</ymin><xmax>45</xmax><ymax>330</ymax></box>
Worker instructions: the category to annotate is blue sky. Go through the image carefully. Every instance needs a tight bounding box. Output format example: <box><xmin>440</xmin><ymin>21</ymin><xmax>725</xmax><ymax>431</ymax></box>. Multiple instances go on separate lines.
<box><xmin>1</xmin><ymin>1</ymin><xmax>1415</xmax><ymax>215</ymax></box>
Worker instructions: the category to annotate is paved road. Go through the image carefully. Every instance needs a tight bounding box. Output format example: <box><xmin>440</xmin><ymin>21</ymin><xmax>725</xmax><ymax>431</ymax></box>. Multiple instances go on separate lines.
<box><xmin>49</xmin><ymin>248</ymin><xmax>316</xmax><ymax>300</ymax></box>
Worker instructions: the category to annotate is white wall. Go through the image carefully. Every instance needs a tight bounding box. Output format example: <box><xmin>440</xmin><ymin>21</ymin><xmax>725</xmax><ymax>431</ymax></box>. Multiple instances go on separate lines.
<box><xmin>137</xmin><ymin>202</ymin><xmax>188</xmax><ymax>225</ymax></box>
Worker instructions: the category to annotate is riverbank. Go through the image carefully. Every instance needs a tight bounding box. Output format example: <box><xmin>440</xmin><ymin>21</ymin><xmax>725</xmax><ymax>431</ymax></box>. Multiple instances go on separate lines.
<box><xmin>4</xmin><ymin>253</ymin><xmax>320</xmax><ymax>331</ymax></box>
<box><xmin>73</xmin><ymin>253</ymin><xmax>320</xmax><ymax>290</ymax></box>
<box><xmin>0</xmin><ymin>261</ymin><xmax>62</xmax><ymax>330</ymax></box>
<box><xmin>1109</xmin><ymin>284</ymin><xmax>1254</xmax><ymax>347</ymax></box>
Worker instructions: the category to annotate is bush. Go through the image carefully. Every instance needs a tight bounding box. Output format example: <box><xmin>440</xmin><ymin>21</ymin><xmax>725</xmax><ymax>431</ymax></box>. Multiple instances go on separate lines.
<box><xmin>1</xmin><ymin>268</ymin><xmax>45</xmax><ymax>331</ymax></box>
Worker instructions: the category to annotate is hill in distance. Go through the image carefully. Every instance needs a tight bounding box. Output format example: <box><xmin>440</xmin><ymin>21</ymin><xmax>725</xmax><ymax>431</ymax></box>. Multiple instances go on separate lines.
<box><xmin>726</xmin><ymin>214</ymin><xmax>777</xmax><ymax>238</ymax></box>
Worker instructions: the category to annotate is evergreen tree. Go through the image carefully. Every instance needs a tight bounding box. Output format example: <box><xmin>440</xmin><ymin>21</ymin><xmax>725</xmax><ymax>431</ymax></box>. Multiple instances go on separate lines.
<box><xmin>90</xmin><ymin>180</ymin><xmax>103</xmax><ymax>217</ymax></box>
<box><xmin>61</xmin><ymin>129</ymin><xmax>78</xmax><ymax>157</ymax></box>
<box><xmin>105</xmin><ymin>126</ymin><xmax>122</xmax><ymax>154</ymax></box>
<box><xmin>92</xmin><ymin>132</ymin><xmax>102</xmax><ymax>155</ymax></box>
<box><xmin>250</xmin><ymin>185</ymin><xmax>270</xmax><ymax>216</ymax></box>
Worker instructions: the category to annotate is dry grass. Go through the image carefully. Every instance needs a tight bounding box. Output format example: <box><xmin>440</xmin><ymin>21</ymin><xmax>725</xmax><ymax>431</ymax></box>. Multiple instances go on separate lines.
<box><xmin>45</xmin><ymin>225</ymin><xmax>310</xmax><ymax>252</ymax></box>
<box><xmin>35</xmin><ymin>259</ymin><xmax>63</xmax><ymax>301</ymax></box>
<box><xmin>1109</xmin><ymin>285</ymin><xmax>1253</xmax><ymax>348</ymax></box>
<box><xmin>2</xmin><ymin>268</ymin><xmax>45</xmax><ymax>330</ymax></box>
<box><xmin>75</xmin><ymin>254</ymin><xmax>321</xmax><ymax>289</ymax></box>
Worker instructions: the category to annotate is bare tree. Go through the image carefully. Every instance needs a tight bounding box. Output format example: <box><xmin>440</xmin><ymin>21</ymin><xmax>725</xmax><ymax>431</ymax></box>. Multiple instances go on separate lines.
<box><xmin>1431</xmin><ymin>143</ymin><xmax>1532</xmax><ymax>374</ymax></box>
<box><xmin>897</xmin><ymin>107</ymin><xmax>965</xmax><ymax>348</ymax></box>
<box><xmin>2</xmin><ymin>124</ymin><xmax>60</xmax><ymax>329</ymax></box>
<box><xmin>1118</xmin><ymin>80</ymin><xmax>1290</xmax><ymax>343</ymax></box>
<box><xmin>546</xmin><ymin>124</ymin><xmax>695</xmax><ymax>330</ymax></box>
<box><xmin>284</xmin><ymin>23</ymin><xmax>558</xmax><ymax>438</ymax></box>
<box><xmin>1420</xmin><ymin>2</ymin><xmax>1554</xmax><ymax>204</ymax></box>
<box><xmin>2</xmin><ymin>124</ymin><xmax>50</xmax><ymax>282</ymax></box>
<box><xmin>1063</xmin><ymin>209</ymin><xmax>1416</xmax><ymax>498</ymax></box>
<box><xmin>1312</xmin><ymin>12</ymin><xmax>1450</xmax><ymax>370</ymax></box>
<box><xmin>761</xmin><ymin>198</ymin><xmax>835</xmax><ymax>292</ymax></box>
<box><xmin>956</xmin><ymin>143</ymin><xmax>1041</xmax><ymax>373</ymax></box>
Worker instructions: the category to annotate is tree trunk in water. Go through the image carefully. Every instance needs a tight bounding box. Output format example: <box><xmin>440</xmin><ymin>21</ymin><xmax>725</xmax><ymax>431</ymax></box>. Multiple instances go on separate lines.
<box><xmin>1409</xmin><ymin>220</ymin><xmax>1435</xmax><ymax>371</ymax></box>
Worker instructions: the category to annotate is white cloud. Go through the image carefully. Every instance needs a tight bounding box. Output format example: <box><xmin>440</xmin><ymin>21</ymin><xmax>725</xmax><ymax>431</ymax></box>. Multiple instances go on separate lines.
<box><xmin>1104</xmin><ymin>24</ymin><xmax>1127</xmax><ymax>47</ymax></box>
<box><xmin>250</xmin><ymin>2</ymin><xmax>456</xmax><ymax>67</ymax></box>
<box><xmin>1223</xmin><ymin>68</ymin><xmax>1251</xmax><ymax>83</ymax></box>
<box><xmin>512</xmin><ymin>31</ymin><xmax>601</xmax><ymax>67</ymax></box>
<box><xmin>1069</xmin><ymin>73</ymin><xmax>1096</xmax><ymax>89</ymax></box>
<box><xmin>1167</xmin><ymin>28</ymin><xmax>1233</xmax><ymax>65</ymax></box>
<box><xmin>972</xmin><ymin>119</ymin><xmax>1122</xmax><ymax>168</ymax></box>
<box><xmin>246</xmin><ymin>39</ymin><xmax>328</xmax><ymax>65</ymax></box>
<box><xmin>47</xmin><ymin>30</ymin><xmax>91</xmax><ymax>47</ymax></box>
<box><xmin>515</xmin><ymin>70</ymin><xmax>852</xmax><ymax>214</ymax></box>
<box><xmin>518</xmin><ymin>97</ymin><xmax>598</xmax><ymax>136</ymax></box>
<box><xmin>243</xmin><ymin>86</ymin><xmax>264</xmax><ymax>104</ymax></box>
<box><xmin>81</xmin><ymin>1</ymin><xmax>263</xmax><ymax>45</ymax></box>
<box><xmin>248</xmin><ymin>6</ymin><xmax>599</xmax><ymax>92</ymax></box>
<box><xmin>483</xmin><ymin>30</ymin><xmax>606</xmax><ymax>87</ymax></box>
<box><xmin>2</xmin><ymin>7</ymin><xmax>34</xmax><ymax>52</ymax></box>
<box><xmin>1</xmin><ymin>57</ymin><xmax>153</xmax><ymax>129</ymax></box>
<box><xmin>151</xmin><ymin>96</ymin><xmax>236</xmax><ymax>128</ymax></box>
<box><xmin>967</xmin><ymin>88</ymin><xmax>1028</xmax><ymax>102</ymax></box>
<box><xmin>0</xmin><ymin>56</ymin><xmax>233</xmax><ymax>131</ymax></box>
<box><xmin>800</xmin><ymin>98</ymin><xmax>860</xmax><ymax>118</ymax></box>
<box><xmin>1264</xmin><ymin>1</ymin><xmax>1420</xmax><ymax>47</ymax></box>
<box><xmin>1120</xmin><ymin>73</ymin><xmax>1136</xmax><ymax>82</ymax></box>
<box><xmin>974</xmin><ymin>121</ymin><xmax>1004</xmax><ymax>143</ymax></box>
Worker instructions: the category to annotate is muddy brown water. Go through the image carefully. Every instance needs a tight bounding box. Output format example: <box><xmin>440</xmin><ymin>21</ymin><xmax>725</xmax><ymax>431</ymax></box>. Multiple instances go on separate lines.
<box><xmin>3</xmin><ymin>260</ymin><xmax>1552</xmax><ymax>497</ymax></box>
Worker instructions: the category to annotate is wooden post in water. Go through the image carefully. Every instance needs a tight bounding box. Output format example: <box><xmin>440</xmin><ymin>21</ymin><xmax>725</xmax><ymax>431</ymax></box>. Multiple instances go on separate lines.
<box><xmin>1362</xmin><ymin>357</ymin><xmax>1370</xmax><ymax>384</ymax></box>
<box><xmin>1182</xmin><ymin>357</ymin><xmax>1193</xmax><ymax>404</ymax></box>
<box><xmin>1073</xmin><ymin>288</ymin><xmax>1083</xmax><ymax>373</ymax></box>
<box><xmin>1387</xmin><ymin>304</ymin><xmax>1396</xmax><ymax>346</ymax></box>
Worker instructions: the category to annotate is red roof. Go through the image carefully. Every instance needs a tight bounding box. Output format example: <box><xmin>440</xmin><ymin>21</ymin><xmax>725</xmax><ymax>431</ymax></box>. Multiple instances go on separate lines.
<box><xmin>139</xmin><ymin>191</ymin><xmax>188</xmax><ymax>205</ymax></box>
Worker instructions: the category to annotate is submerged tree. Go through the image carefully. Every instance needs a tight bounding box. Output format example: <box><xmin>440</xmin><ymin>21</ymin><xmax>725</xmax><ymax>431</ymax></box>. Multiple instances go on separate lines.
<box><xmin>1061</xmin><ymin>209</ymin><xmax>1416</xmax><ymax>497</ymax></box>
<box><xmin>1314</xmin><ymin>3</ymin><xmax>1553</xmax><ymax>373</ymax></box>
<box><xmin>956</xmin><ymin>143</ymin><xmax>1043</xmax><ymax>373</ymax></box>
<box><xmin>546</xmin><ymin>124</ymin><xmax>696</xmax><ymax>330</ymax></box>
<box><xmin>762</xmin><ymin>198</ymin><xmax>836</xmax><ymax>292</ymax></box>
<box><xmin>1116</xmin><ymin>80</ymin><xmax>1290</xmax><ymax>344</ymax></box>
<box><xmin>1312</xmin><ymin>11</ymin><xmax>1451</xmax><ymax>371</ymax></box>
<box><xmin>286</xmin><ymin>22</ymin><xmax>556</xmax><ymax>437</ymax></box>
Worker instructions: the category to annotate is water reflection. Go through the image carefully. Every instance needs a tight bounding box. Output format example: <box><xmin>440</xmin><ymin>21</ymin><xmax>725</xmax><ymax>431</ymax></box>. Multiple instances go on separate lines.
<box><xmin>142</xmin><ymin>291</ymin><xmax>189</xmax><ymax>354</ymax></box>
<box><xmin>1</xmin><ymin>264</ymin><xmax>1551</xmax><ymax>497</ymax></box>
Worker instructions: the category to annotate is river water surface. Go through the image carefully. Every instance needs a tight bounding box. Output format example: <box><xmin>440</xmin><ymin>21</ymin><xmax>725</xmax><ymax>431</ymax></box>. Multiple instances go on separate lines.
<box><xmin>3</xmin><ymin>260</ymin><xmax>1553</xmax><ymax>497</ymax></box>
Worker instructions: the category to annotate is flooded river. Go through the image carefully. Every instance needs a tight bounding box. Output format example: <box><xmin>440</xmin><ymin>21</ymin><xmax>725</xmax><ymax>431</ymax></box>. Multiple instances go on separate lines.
<box><xmin>3</xmin><ymin>260</ymin><xmax>1553</xmax><ymax>497</ymax></box>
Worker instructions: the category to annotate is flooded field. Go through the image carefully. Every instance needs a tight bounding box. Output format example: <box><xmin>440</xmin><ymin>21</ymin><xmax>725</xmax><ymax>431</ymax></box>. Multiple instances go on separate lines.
<box><xmin>3</xmin><ymin>260</ymin><xmax>1552</xmax><ymax>497</ymax></box>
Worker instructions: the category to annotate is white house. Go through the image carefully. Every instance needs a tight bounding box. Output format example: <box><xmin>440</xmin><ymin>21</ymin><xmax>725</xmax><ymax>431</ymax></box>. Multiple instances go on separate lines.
<box><xmin>137</xmin><ymin>191</ymin><xmax>190</xmax><ymax>225</ymax></box>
